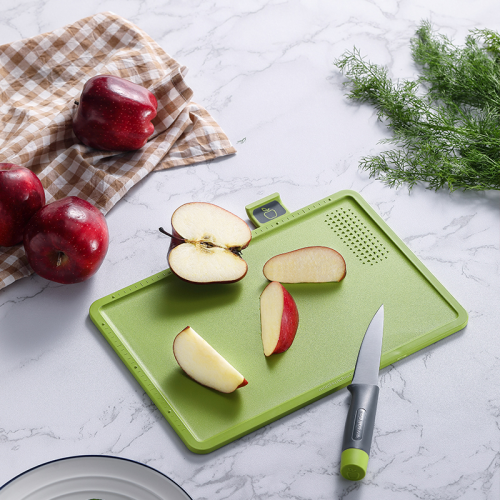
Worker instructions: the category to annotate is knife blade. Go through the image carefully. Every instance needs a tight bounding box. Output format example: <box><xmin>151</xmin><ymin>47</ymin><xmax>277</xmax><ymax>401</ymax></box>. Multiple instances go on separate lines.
<box><xmin>340</xmin><ymin>304</ymin><xmax>384</xmax><ymax>481</ymax></box>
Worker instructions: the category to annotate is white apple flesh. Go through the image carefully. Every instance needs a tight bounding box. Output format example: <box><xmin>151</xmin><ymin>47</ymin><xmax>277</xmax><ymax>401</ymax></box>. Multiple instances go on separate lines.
<box><xmin>263</xmin><ymin>246</ymin><xmax>346</xmax><ymax>283</ymax></box>
<box><xmin>260</xmin><ymin>281</ymin><xmax>299</xmax><ymax>356</ymax></box>
<box><xmin>173</xmin><ymin>326</ymin><xmax>248</xmax><ymax>393</ymax></box>
<box><xmin>164</xmin><ymin>202</ymin><xmax>252</xmax><ymax>284</ymax></box>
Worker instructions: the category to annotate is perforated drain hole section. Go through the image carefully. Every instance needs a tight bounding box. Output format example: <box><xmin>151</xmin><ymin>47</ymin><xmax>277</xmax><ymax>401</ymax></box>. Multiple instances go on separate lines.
<box><xmin>325</xmin><ymin>207</ymin><xmax>389</xmax><ymax>265</ymax></box>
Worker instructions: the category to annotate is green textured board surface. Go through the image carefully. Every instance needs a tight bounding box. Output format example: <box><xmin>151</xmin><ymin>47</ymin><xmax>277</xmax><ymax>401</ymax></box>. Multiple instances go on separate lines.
<box><xmin>89</xmin><ymin>190</ymin><xmax>467</xmax><ymax>453</ymax></box>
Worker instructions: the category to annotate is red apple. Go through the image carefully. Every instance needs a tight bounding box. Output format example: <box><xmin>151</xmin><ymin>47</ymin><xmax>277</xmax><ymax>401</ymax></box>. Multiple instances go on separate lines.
<box><xmin>23</xmin><ymin>196</ymin><xmax>109</xmax><ymax>284</ymax></box>
<box><xmin>260</xmin><ymin>281</ymin><xmax>299</xmax><ymax>356</ymax></box>
<box><xmin>73</xmin><ymin>75</ymin><xmax>158</xmax><ymax>151</ymax></box>
<box><xmin>0</xmin><ymin>164</ymin><xmax>45</xmax><ymax>247</ymax></box>
<box><xmin>160</xmin><ymin>202</ymin><xmax>252</xmax><ymax>284</ymax></box>
<box><xmin>173</xmin><ymin>326</ymin><xmax>248</xmax><ymax>393</ymax></box>
<box><xmin>263</xmin><ymin>246</ymin><xmax>346</xmax><ymax>283</ymax></box>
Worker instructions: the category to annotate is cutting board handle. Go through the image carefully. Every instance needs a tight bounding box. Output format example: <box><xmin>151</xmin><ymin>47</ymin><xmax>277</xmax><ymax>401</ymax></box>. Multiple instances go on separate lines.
<box><xmin>245</xmin><ymin>193</ymin><xmax>290</xmax><ymax>228</ymax></box>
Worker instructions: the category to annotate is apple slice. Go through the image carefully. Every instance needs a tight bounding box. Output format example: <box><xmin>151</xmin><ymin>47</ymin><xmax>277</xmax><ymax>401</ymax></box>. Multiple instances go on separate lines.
<box><xmin>160</xmin><ymin>202</ymin><xmax>252</xmax><ymax>284</ymax></box>
<box><xmin>263</xmin><ymin>246</ymin><xmax>346</xmax><ymax>283</ymax></box>
<box><xmin>260</xmin><ymin>281</ymin><xmax>299</xmax><ymax>356</ymax></box>
<box><xmin>173</xmin><ymin>326</ymin><xmax>248</xmax><ymax>393</ymax></box>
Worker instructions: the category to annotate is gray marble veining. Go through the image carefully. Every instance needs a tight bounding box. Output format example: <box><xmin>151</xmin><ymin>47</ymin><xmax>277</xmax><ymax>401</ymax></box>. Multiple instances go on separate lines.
<box><xmin>0</xmin><ymin>1</ymin><xmax>499</xmax><ymax>499</ymax></box>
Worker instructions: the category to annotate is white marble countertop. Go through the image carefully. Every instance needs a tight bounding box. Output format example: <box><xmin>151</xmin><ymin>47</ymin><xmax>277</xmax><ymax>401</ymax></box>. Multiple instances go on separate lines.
<box><xmin>1</xmin><ymin>1</ymin><xmax>499</xmax><ymax>499</ymax></box>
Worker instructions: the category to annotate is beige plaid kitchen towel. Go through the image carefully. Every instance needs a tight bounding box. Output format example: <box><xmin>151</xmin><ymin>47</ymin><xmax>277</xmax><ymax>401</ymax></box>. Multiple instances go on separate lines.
<box><xmin>0</xmin><ymin>11</ymin><xmax>236</xmax><ymax>290</ymax></box>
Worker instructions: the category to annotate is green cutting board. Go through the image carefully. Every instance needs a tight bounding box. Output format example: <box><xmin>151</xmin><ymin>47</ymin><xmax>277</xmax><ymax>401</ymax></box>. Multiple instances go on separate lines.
<box><xmin>89</xmin><ymin>190</ymin><xmax>467</xmax><ymax>453</ymax></box>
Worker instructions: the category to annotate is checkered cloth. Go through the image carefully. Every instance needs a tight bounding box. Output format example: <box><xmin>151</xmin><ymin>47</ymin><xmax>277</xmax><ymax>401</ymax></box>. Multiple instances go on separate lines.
<box><xmin>0</xmin><ymin>12</ymin><xmax>236</xmax><ymax>290</ymax></box>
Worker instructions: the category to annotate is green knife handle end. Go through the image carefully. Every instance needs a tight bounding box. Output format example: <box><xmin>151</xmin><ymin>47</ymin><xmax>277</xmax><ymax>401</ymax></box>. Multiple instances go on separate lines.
<box><xmin>340</xmin><ymin>448</ymin><xmax>369</xmax><ymax>481</ymax></box>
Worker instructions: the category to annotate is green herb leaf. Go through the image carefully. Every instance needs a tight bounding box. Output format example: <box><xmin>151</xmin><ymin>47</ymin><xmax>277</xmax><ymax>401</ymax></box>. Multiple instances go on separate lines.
<box><xmin>334</xmin><ymin>21</ymin><xmax>500</xmax><ymax>191</ymax></box>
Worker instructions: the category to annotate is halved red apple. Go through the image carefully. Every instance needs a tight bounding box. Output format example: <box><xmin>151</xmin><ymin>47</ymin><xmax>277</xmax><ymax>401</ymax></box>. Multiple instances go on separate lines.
<box><xmin>173</xmin><ymin>326</ymin><xmax>248</xmax><ymax>393</ymax></box>
<box><xmin>263</xmin><ymin>246</ymin><xmax>346</xmax><ymax>283</ymax></box>
<box><xmin>260</xmin><ymin>281</ymin><xmax>299</xmax><ymax>356</ymax></box>
<box><xmin>161</xmin><ymin>202</ymin><xmax>252</xmax><ymax>284</ymax></box>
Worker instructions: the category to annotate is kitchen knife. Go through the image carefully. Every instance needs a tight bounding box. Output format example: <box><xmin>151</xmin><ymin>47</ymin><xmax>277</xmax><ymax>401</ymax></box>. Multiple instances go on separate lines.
<box><xmin>340</xmin><ymin>304</ymin><xmax>384</xmax><ymax>481</ymax></box>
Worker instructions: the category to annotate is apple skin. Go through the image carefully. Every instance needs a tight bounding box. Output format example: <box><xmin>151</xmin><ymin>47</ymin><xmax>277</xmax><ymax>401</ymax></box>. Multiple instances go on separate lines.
<box><xmin>273</xmin><ymin>284</ymin><xmax>299</xmax><ymax>354</ymax></box>
<box><xmin>260</xmin><ymin>281</ymin><xmax>299</xmax><ymax>356</ymax></box>
<box><xmin>238</xmin><ymin>379</ymin><xmax>249</xmax><ymax>388</ymax></box>
<box><xmin>0</xmin><ymin>164</ymin><xmax>45</xmax><ymax>247</ymax></box>
<box><xmin>23</xmin><ymin>196</ymin><xmax>109</xmax><ymax>284</ymax></box>
<box><xmin>73</xmin><ymin>75</ymin><xmax>158</xmax><ymax>151</ymax></box>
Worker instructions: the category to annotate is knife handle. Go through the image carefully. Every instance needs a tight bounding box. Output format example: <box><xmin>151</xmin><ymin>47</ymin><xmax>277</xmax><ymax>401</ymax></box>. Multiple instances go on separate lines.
<box><xmin>340</xmin><ymin>383</ymin><xmax>379</xmax><ymax>481</ymax></box>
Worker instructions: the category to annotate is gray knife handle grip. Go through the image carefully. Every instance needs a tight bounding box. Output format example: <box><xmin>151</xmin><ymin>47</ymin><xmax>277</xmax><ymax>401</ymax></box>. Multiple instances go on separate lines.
<box><xmin>341</xmin><ymin>384</ymin><xmax>379</xmax><ymax>454</ymax></box>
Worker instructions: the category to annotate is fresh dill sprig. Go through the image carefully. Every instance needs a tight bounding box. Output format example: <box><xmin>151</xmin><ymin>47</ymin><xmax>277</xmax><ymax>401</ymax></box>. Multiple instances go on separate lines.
<box><xmin>334</xmin><ymin>21</ymin><xmax>500</xmax><ymax>191</ymax></box>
